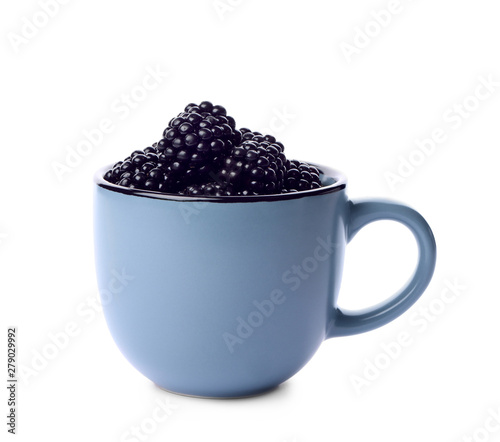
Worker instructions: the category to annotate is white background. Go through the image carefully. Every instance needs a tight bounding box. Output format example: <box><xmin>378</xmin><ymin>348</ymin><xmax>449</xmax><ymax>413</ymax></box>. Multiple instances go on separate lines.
<box><xmin>1</xmin><ymin>0</ymin><xmax>500</xmax><ymax>441</ymax></box>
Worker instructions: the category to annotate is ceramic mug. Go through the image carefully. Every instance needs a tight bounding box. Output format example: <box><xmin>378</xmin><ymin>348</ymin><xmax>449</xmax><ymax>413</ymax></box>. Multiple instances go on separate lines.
<box><xmin>93</xmin><ymin>164</ymin><xmax>436</xmax><ymax>398</ymax></box>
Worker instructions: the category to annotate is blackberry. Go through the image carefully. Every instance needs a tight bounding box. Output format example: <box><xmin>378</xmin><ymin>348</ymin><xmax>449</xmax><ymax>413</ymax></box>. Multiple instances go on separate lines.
<box><xmin>104</xmin><ymin>145</ymin><xmax>169</xmax><ymax>192</ymax></box>
<box><xmin>156</xmin><ymin>163</ymin><xmax>192</xmax><ymax>193</ymax></box>
<box><xmin>154</xmin><ymin>101</ymin><xmax>242</xmax><ymax>191</ymax></box>
<box><xmin>216</xmin><ymin>136</ymin><xmax>287</xmax><ymax>195</ymax></box>
<box><xmin>284</xmin><ymin>160</ymin><xmax>322</xmax><ymax>192</ymax></box>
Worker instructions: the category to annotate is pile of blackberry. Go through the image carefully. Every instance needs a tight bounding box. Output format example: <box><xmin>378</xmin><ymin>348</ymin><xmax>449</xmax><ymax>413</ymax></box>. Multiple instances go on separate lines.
<box><xmin>104</xmin><ymin>101</ymin><xmax>324</xmax><ymax>196</ymax></box>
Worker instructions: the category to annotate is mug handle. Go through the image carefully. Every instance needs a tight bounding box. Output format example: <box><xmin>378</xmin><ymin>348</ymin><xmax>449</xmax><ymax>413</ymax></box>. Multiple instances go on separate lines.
<box><xmin>327</xmin><ymin>199</ymin><xmax>437</xmax><ymax>338</ymax></box>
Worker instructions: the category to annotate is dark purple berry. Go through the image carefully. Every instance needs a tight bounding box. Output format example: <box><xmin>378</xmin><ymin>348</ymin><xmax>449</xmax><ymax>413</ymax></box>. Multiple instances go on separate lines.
<box><xmin>216</xmin><ymin>137</ymin><xmax>287</xmax><ymax>195</ymax></box>
<box><xmin>284</xmin><ymin>160</ymin><xmax>322</xmax><ymax>192</ymax></box>
<box><xmin>153</xmin><ymin>101</ymin><xmax>241</xmax><ymax>191</ymax></box>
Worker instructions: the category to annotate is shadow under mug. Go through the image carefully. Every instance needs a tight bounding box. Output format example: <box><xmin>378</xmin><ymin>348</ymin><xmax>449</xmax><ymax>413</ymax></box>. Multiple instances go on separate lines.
<box><xmin>93</xmin><ymin>164</ymin><xmax>436</xmax><ymax>398</ymax></box>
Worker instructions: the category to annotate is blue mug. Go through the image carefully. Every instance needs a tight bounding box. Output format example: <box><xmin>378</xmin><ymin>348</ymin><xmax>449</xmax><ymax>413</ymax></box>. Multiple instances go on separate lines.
<box><xmin>93</xmin><ymin>164</ymin><xmax>436</xmax><ymax>398</ymax></box>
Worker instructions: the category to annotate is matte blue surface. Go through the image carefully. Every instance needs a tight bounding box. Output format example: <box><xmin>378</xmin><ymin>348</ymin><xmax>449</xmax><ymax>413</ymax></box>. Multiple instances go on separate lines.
<box><xmin>93</xmin><ymin>168</ymin><xmax>436</xmax><ymax>397</ymax></box>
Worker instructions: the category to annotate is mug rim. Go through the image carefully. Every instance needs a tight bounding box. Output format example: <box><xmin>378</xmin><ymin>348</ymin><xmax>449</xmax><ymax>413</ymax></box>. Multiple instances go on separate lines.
<box><xmin>94</xmin><ymin>163</ymin><xmax>347</xmax><ymax>202</ymax></box>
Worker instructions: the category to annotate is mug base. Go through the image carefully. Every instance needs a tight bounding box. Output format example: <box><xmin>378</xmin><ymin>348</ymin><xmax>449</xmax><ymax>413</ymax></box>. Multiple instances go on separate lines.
<box><xmin>154</xmin><ymin>383</ymin><xmax>280</xmax><ymax>399</ymax></box>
